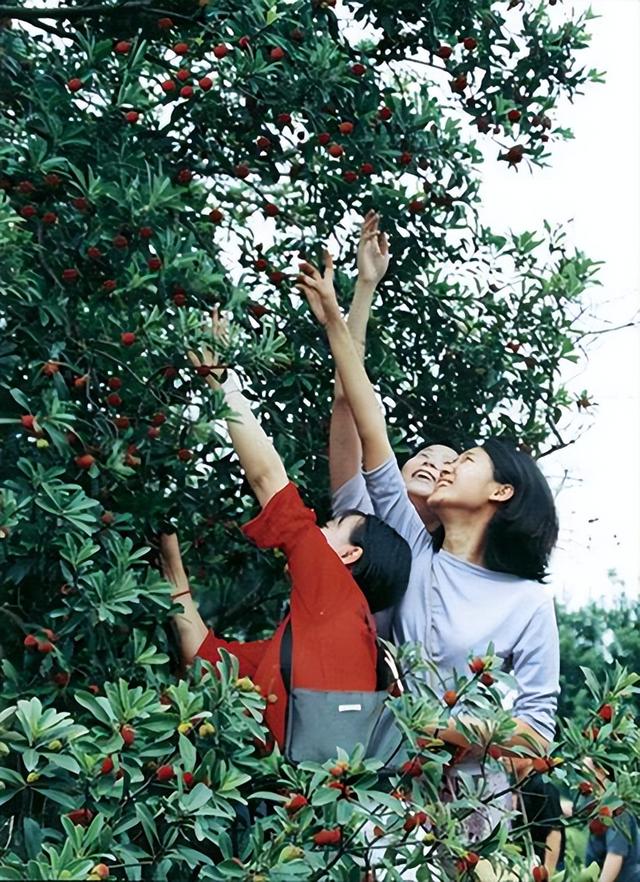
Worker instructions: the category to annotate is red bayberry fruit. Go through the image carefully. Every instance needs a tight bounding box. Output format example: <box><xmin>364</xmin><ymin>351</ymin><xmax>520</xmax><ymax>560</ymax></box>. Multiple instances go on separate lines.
<box><xmin>532</xmin><ymin>868</ymin><xmax>549</xmax><ymax>882</ymax></box>
<box><xmin>20</xmin><ymin>205</ymin><xmax>37</xmax><ymax>219</ymax></box>
<box><xmin>114</xmin><ymin>41</ymin><xmax>131</xmax><ymax>54</ymax></box>
<box><xmin>156</xmin><ymin>764</ymin><xmax>175</xmax><ymax>781</ymax></box>
<box><xmin>147</xmin><ymin>426</ymin><xmax>160</xmax><ymax>439</ymax></box>
<box><xmin>256</xmin><ymin>135</ymin><xmax>272</xmax><ymax>151</ymax></box>
<box><xmin>176</xmin><ymin>169</ymin><xmax>192</xmax><ymax>184</ymax></box>
<box><xmin>20</xmin><ymin>415</ymin><xmax>36</xmax><ymax>431</ymax></box>
<box><xmin>88</xmin><ymin>684</ymin><xmax>100</xmax><ymax>694</ymax></box>
<box><xmin>66</xmin><ymin>808</ymin><xmax>94</xmax><ymax>827</ymax></box>
<box><xmin>248</xmin><ymin>302</ymin><xmax>269</xmax><ymax>319</ymax></box>
<box><xmin>114</xmin><ymin>416</ymin><xmax>130</xmax><ymax>430</ymax></box>
<box><xmin>147</xmin><ymin>257</ymin><xmax>162</xmax><ymax>271</ymax></box>
<box><xmin>108</xmin><ymin>376</ymin><xmax>122</xmax><ymax>390</ymax></box>
<box><xmin>463</xmin><ymin>36</ymin><xmax>477</xmax><ymax>50</ymax></box>
<box><xmin>120</xmin><ymin>332</ymin><xmax>136</xmax><ymax>346</ymax></box>
<box><xmin>42</xmin><ymin>211</ymin><xmax>58</xmax><ymax>225</ymax></box>
<box><xmin>378</xmin><ymin>106</ymin><xmax>393</xmax><ymax>121</ymax></box>
<box><xmin>124</xmin><ymin>110</ymin><xmax>139</xmax><ymax>123</ymax></box>
<box><xmin>120</xmin><ymin>724</ymin><xmax>135</xmax><ymax>746</ymax></box>
<box><xmin>338</xmin><ymin>121</ymin><xmax>354</xmax><ymax>135</ymax></box>
<box><xmin>270</xmin><ymin>46</ymin><xmax>285</xmax><ymax>61</ymax></box>
<box><xmin>238</xmin><ymin>35</ymin><xmax>250</xmax><ymax>50</ymax></box>
<box><xmin>52</xmin><ymin>671</ymin><xmax>70</xmax><ymax>687</ymax></box>
<box><xmin>403</xmin><ymin>811</ymin><xmax>428</xmax><ymax>832</ymax></box>
<box><xmin>139</xmin><ymin>226</ymin><xmax>153</xmax><ymax>239</ymax></box>
<box><xmin>176</xmin><ymin>69</ymin><xmax>190</xmax><ymax>82</ymax></box>
<box><xmin>75</xmin><ymin>453</ymin><xmax>95</xmax><ymax>469</ymax></box>
<box><xmin>199</xmin><ymin>76</ymin><xmax>213</xmax><ymax>90</ymax></box>
<box><xmin>328</xmin><ymin>143</ymin><xmax>343</xmax><ymax>158</ymax></box>
<box><xmin>436</xmin><ymin>44</ymin><xmax>453</xmax><ymax>59</ymax></box>
<box><xmin>399</xmin><ymin>151</ymin><xmax>412</xmax><ymax>165</ymax></box>
<box><xmin>24</xmin><ymin>634</ymin><xmax>39</xmax><ymax>648</ymax></box>
<box><xmin>102</xmin><ymin>280</ymin><xmax>117</xmax><ymax>292</ymax></box>
<box><xmin>17</xmin><ymin>180</ymin><xmax>35</xmax><ymax>194</ymax></box>
<box><xmin>180</xmin><ymin>85</ymin><xmax>193</xmax><ymax>98</ymax></box>
<box><xmin>317</xmin><ymin>132</ymin><xmax>331</xmax><ymax>145</ymax></box>
<box><xmin>101</xmin><ymin>511</ymin><xmax>114</xmax><ymax>525</ymax></box>
<box><xmin>213</xmin><ymin>43</ymin><xmax>229</xmax><ymax>59</ymax></box>
<box><xmin>501</xmin><ymin>144</ymin><xmax>525</xmax><ymax>166</ymax></box>
<box><xmin>469</xmin><ymin>657</ymin><xmax>486</xmax><ymax>674</ymax></box>
<box><xmin>182</xmin><ymin>771</ymin><xmax>194</xmax><ymax>788</ymax></box>
<box><xmin>450</xmin><ymin>75</ymin><xmax>468</xmax><ymax>94</ymax></box>
<box><xmin>443</xmin><ymin>689</ymin><xmax>458</xmax><ymax>707</ymax></box>
<box><xmin>62</xmin><ymin>268</ymin><xmax>79</xmax><ymax>281</ymax></box>
<box><xmin>112</xmin><ymin>234</ymin><xmax>128</xmax><ymax>248</ymax></box>
<box><xmin>401</xmin><ymin>757</ymin><xmax>423</xmax><ymax>778</ymax></box>
<box><xmin>313</xmin><ymin>828</ymin><xmax>341</xmax><ymax>846</ymax></box>
<box><xmin>351</xmin><ymin>62</ymin><xmax>366</xmax><ymax>75</ymax></box>
<box><xmin>151</xmin><ymin>412</ymin><xmax>166</xmax><ymax>426</ymax></box>
<box><xmin>408</xmin><ymin>199</ymin><xmax>425</xmax><ymax>214</ymax></box>
<box><xmin>209</xmin><ymin>208</ymin><xmax>223</xmax><ymax>223</ymax></box>
<box><xmin>67</xmin><ymin>77</ymin><xmax>83</xmax><ymax>92</ymax></box>
<box><xmin>72</xmin><ymin>197</ymin><xmax>89</xmax><ymax>211</ymax></box>
<box><xmin>234</xmin><ymin>164</ymin><xmax>250</xmax><ymax>179</ymax></box>
<box><xmin>263</xmin><ymin>202</ymin><xmax>279</xmax><ymax>217</ymax></box>
<box><xmin>173</xmin><ymin>42</ymin><xmax>188</xmax><ymax>54</ymax></box>
<box><xmin>157</xmin><ymin>16</ymin><xmax>173</xmax><ymax>28</ymax></box>
<box><xmin>42</xmin><ymin>361</ymin><xmax>60</xmax><ymax>376</ymax></box>
<box><xmin>255</xmin><ymin>258</ymin><xmax>268</xmax><ymax>271</ymax></box>
<box><xmin>481</xmin><ymin>672</ymin><xmax>495</xmax><ymax>686</ymax></box>
<box><xmin>173</xmin><ymin>292</ymin><xmax>186</xmax><ymax>306</ymax></box>
<box><xmin>277</xmin><ymin>112</ymin><xmax>292</xmax><ymax>126</ymax></box>
<box><xmin>360</xmin><ymin>162</ymin><xmax>374</xmax><ymax>175</ymax></box>
<box><xmin>285</xmin><ymin>793</ymin><xmax>308</xmax><ymax>813</ymax></box>
<box><xmin>597</xmin><ymin>704</ymin><xmax>613</xmax><ymax>722</ymax></box>
<box><xmin>508</xmin><ymin>109</ymin><xmax>521</xmax><ymax>123</ymax></box>
<box><xmin>269</xmin><ymin>271</ymin><xmax>285</xmax><ymax>285</ymax></box>
<box><xmin>579</xmin><ymin>781</ymin><xmax>594</xmax><ymax>795</ymax></box>
<box><xmin>532</xmin><ymin>757</ymin><xmax>553</xmax><ymax>774</ymax></box>
<box><xmin>37</xmin><ymin>640</ymin><xmax>55</xmax><ymax>653</ymax></box>
<box><xmin>343</xmin><ymin>171</ymin><xmax>358</xmax><ymax>183</ymax></box>
<box><xmin>177</xmin><ymin>448</ymin><xmax>193</xmax><ymax>462</ymax></box>
<box><xmin>161</xmin><ymin>80</ymin><xmax>176</xmax><ymax>93</ymax></box>
<box><xmin>106</xmin><ymin>393</ymin><xmax>122</xmax><ymax>407</ymax></box>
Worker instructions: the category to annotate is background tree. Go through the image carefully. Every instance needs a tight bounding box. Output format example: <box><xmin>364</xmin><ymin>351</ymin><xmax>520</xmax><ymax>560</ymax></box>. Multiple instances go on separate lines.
<box><xmin>1</xmin><ymin>1</ymin><xmax>634</xmax><ymax>881</ymax></box>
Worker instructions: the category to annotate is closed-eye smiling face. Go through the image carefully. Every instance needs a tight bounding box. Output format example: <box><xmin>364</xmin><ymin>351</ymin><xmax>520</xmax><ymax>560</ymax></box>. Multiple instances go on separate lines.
<box><xmin>428</xmin><ymin>446</ymin><xmax>513</xmax><ymax>511</ymax></box>
<box><xmin>400</xmin><ymin>444</ymin><xmax>458</xmax><ymax>500</ymax></box>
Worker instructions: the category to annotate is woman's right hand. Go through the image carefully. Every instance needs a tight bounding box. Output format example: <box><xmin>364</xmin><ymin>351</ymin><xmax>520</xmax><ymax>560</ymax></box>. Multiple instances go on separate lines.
<box><xmin>357</xmin><ymin>210</ymin><xmax>390</xmax><ymax>286</ymax></box>
<box><xmin>187</xmin><ymin>307</ymin><xmax>230</xmax><ymax>386</ymax></box>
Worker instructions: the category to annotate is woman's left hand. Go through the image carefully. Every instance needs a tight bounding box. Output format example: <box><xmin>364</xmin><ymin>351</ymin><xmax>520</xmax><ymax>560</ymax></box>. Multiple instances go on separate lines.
<box><xmin>296</xmin><ymin>251</ymin><xmax>342</xmax><ymax>326</ymax></box>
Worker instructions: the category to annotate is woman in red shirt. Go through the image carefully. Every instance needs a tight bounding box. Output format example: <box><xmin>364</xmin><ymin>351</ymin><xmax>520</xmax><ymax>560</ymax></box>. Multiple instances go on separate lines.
<box><xmin>160</xmin><ymin>325</ymin><xmax>411</xmax><ymax>751</ymax></box>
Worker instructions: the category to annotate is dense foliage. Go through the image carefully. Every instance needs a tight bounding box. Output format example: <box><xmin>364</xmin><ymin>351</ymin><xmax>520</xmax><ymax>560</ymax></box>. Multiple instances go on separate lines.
<box><xmin>1</xmin><ymin>1</ymin><xmax>636</xmax><ymax>880</ymax></box>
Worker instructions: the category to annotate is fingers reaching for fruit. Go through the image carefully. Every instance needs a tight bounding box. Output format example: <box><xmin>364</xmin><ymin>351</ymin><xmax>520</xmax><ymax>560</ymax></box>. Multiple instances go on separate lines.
<box><xmin>357</xmin><ymin>210</ymin><xmax>390</xmax><ymax>286</ymax></box>
<box><xmin>187</xmin><ymin>307</ymin><xmax>230</xmax><ymax>385</ymax></box>
<box><xmin>296</xmin><ymin>251</ymin><xmax>342</xmax><ymax>326</ymax></box>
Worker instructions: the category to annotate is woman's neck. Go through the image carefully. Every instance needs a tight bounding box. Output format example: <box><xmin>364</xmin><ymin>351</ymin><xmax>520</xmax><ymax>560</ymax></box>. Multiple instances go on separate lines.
<box><xmin>408</xmin><ymin>493</ymin><xmax>440</xmax><ymax>533</ymax></box>
<box><xmin>440</xmin><ymin>516</ymin><xmax>489</xmax><ymax>567</ymax></box>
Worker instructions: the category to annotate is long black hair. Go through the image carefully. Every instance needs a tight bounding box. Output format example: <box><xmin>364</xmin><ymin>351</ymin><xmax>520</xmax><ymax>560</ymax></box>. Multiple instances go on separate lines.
<box><xmin>481</xmin><ymin>438</ymin><xmax>559</xmax><ymax>583</ymax></box>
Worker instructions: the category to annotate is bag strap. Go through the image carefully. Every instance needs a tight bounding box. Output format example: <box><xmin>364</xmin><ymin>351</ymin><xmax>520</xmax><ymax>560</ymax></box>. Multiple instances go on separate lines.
<box><xmin>280</xmin><ymin>617</ymin><xmax>293</xmax><ymax>695</ymax></box>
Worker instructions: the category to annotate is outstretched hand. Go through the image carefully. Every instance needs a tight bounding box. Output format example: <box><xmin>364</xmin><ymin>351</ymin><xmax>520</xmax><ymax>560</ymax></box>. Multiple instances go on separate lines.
<box><xmin>357</xmin><ymin>210</ymin><xmax>390</xmax><ymax>286</ymax></box>
<box><xmin>187</xmin><ymin>306</ymin><xmax>229</xmax><ymax>386</ymax></box>
<box><xmin>296</xmin><ymin>251</ymin><xmax>342</xmax><ymax>326</ymax></box>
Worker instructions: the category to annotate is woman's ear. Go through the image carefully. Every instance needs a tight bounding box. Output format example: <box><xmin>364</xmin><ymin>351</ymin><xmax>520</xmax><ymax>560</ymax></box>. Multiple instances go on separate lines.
<box><xmin>489</xmin><ymin>483</ymin><xmax>514</xmax><ymax>503</ymax></box>
<box><xmin>340</xmin><ymin>545</ymin><xmax>364</xmax><ymax>567</ymax></box>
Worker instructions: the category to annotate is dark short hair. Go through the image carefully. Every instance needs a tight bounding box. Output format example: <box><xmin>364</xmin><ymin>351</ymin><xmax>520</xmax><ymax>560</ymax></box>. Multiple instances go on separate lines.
<box><xmin>339</xmin><ymin>510</ymin><xmax>412</xmax><ymax>613</ymax></box>
<box><xmin>482</xmin><ymin>438</ymin><xmax>559</xmax><ymax>582</ymax></box>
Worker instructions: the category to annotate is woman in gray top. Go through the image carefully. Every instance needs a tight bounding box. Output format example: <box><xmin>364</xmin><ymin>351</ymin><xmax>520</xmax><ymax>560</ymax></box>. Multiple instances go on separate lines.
<box><xmin>296</xmin><ymin>244</ymin><xmax>560</xmax><ymax>842</ymax></box>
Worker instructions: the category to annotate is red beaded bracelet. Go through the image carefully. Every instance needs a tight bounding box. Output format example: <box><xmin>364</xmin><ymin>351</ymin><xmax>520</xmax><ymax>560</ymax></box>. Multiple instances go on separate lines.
<box><xmin>171</xmin><ymin>589</ymin><xmax>192</xmax><ymax>601</ymax></box>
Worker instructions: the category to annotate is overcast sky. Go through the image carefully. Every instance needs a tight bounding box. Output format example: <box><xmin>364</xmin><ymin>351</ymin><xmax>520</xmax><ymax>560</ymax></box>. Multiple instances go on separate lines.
<box><xmin>475</xmin><ymin>0</ymin><xmax>640</xmax><ymax>607</ymax></box>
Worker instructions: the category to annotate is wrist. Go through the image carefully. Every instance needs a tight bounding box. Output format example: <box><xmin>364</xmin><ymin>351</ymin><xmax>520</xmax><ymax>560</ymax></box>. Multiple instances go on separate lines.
<box><xmin>354</xmin><ymin>277</ymin><xmax>379</xmax><ymax>293</ymax></box>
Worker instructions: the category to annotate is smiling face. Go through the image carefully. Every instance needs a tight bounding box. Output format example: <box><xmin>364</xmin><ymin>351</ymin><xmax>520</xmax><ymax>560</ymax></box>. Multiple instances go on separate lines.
<box><xmin>428</xmin><ymin>446</ymin><xmax>514</xmax><ymax>513</ymax></box>
<box><xmin>400</xmin><ymin>444</ymin><xmax>459</xmax><ymax>500</ymax></box>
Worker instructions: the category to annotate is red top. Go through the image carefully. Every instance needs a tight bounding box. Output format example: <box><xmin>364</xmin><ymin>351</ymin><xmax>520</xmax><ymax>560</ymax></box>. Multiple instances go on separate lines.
<box><xmin>196</xmin><ymin>482</ymin><xmax>378</xmax><ymax>748</ymax></box>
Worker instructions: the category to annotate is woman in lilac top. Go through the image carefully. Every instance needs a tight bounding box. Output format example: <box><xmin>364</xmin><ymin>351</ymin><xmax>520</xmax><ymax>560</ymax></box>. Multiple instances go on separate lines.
<box><xmin>296</xmin><ymin>238</ymin><xmax>561</xmax><ymax>840</ymax></box>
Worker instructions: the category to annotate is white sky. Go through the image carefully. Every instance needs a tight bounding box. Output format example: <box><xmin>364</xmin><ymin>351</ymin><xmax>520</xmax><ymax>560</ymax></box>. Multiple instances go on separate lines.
<box><xmin>475</xmin><ymin>0</ymin><xmax>640</xmax><ymax>607</ymax></box>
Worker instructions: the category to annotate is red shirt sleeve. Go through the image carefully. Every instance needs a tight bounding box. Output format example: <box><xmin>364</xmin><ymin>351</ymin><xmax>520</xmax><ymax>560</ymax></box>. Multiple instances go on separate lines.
<box><xmin>242</xmin><ymin>481</ymin><xmax>368</xmax><ymax>619</ymax></box>
<box><xmin>195</xmin><ymin>631</ymin><xmax>271</xmax><ymax>679</ymax></box>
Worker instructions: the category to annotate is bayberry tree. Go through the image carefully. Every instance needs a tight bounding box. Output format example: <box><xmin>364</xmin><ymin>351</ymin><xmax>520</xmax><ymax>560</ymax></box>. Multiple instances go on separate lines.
<box><xmin>1</xmin><ymin>0</ymin><xmax>637</xmax><ymax>880</ymax></box>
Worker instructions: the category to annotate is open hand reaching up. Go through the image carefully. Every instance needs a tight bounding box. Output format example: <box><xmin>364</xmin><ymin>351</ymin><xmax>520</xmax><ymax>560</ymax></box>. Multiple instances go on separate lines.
<box><xmin>296</xmin><ymin>251</ymin><xmax>342</xmax><ymax>326</ymax></box>
<box><xmin>357</xmin><ymin>210</ymin><xmax>390</xmax><ymax>286</ymax></box>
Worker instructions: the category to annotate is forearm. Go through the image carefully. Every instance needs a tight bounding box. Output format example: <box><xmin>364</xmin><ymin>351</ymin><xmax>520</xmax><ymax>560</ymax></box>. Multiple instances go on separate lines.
<box><xmin>205</xmin><ymin>372</ymin><xmax>287</xmax><ymax>507</ymax></box>
<box><xmin>329</xmin><ymin>280</ymin><xmax>376</xmax><ymax>493</ymax></box>
<box><xmin>599</xmin><ymin>853</ymin><xmax>624</xmax><ymax>882</ymax></box>
<box><xmin>544</xmin><ymin>830</ymin><xmax>562</xmax><ymax>874</ymax></box>
<box><xmin>173</xmin><ymin>594</ymin><xmax>209</xmax><ymax>665</ymax></box>
<box><xmin>325</xmin><ymin>315</ymin><xmax>391</xmax><ymax>471</ymax></box>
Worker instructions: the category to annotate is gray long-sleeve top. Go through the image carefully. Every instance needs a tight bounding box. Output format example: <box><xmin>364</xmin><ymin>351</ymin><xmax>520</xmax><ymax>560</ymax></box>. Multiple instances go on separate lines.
<box><xmin>332</xmin><ymin>456</ymin><xmax>560</xmax><ymax>742</ymax></box>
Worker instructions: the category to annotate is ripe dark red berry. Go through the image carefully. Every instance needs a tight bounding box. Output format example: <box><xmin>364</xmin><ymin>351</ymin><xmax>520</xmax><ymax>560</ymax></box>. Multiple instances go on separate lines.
<box><xmin>443</xmin><ymin>689</ymin><xmax>458</xmax><ymax>707</ymax></box>
<box><xmin>177</xmin><ymin>448</ymin><xmax>193</xmax><ymax>461</ymax></box>
<box><xmin>182</xmin><ymin>771</ymin><xmax>194</xmax><ymax>788</ymax></box>
<box><xmin>148</xmin><ymin>426</ymin><xmax>160</xmax><ymax>439</ymax></box>
<box><xmin>270</xmin><ymin>47</ymin><xmax>285</xmax><ymax>61</ymax></box>
<box><xmin>508</xmin><ymin>109</ymin><xmax>522</xmax><ymax>123</ymax></box>
<box><xmin>147</xmin><ymin>257</ymin><xmax>162</xmax><ymax>271</ymax></box>
<box><xmin>24</xmin><ymin>634</ymin><xmax>39</xmax><ymax>648</ymax></box>
<box><xmin>463</xmin><ymin>36</ymin><xmax>477</xmax><ymax>50</ymax></box>
<box><xmin>72</xmin><ymin>197</ymin><xmax>89</xmax><ymax>211</ymax></box>
<box><xmin>469</xmin><ymin>656</ymin><xmax>485</xmax><ymax>674</ymax></box>
<box><xmin>277</xmin><ymin>112</ymin><xmax>292</xmax><ymax>126</ymax></box>
<box><xmin>114</xmin><ymin>41</ymin><xmax>131</xmax><ymax>54</ymax></box>
<box><xmin>408</xmin><ymin>199</ymin><xmax>425</xmax><ymax>214</ymax></box>
<box><xmin>161</xmin><ymin>80</ymin><xmax>176</xmax><ymax>93</ymax></box>
<box><xmin>108</xmin><ymin>376</ymin><xmax>122</xmax><ymax>390</ymax></box>
<box><xmin>139</xmin><ymin>226</ymin><xmax>153</xmax><ymax>239</ymax></box>
<box><xmin>338</xmin><ymin>121</ymin><xmax>354</xmax><ymax>135</ymax></box>
<box><xmin>180</xmin><ymin>85</ymin><xmax>193</xmax><ymax>98</ymax></box>
<box><xmin>199</xmin><ymin>76</ymin><xmax>213</xmax><ymax>91</ymax></box>
<box><xmin>20</xmin><ymin>205</ymin><xmax>37</xmax><ymax>219</ymax></box>
<box><xmin>213</xmin><ymin>43</ymin><xmax>229</xmax><ymax>59</ymax></box>
<box><xmin>313</xmin><ymin>828</ymin><xmax>341</xmax><ymax>846</ymax></box>
<box><xmin>120</xmin><ymin>724</ymin><xmax>135</xmax><ymax>746</ymax></box>
<box><xmin>42</xmin><ymin>211</ymin><xmax>58</xmax><ymax>225</ymax></box>
<box><xmin>75</xmin><ymin>453</ymin><xmax>95</xmax><ymax>469</ymax></box>
<box><xmin>157</xmin><ymin>16</ymin><xmax>173</xmax><ymax>28</ymax></box>
<box><xmin>102</xmin><ymin>279</ymin><xmax>116</xmax><ymax>292</ymax></box>
<box><xmin>328</xmin><ymin>143</ymin><xmax>343</xmax><ymax>158</ymax></box>
<box><xmin>238</xmin><ymin>35</ymin><xmax>250</xmax><ymax>50</ymax></box>
<box><xmin>263</xmin><ymin>202</ymin><xmax>279</xmax><ymax>217</ymax></box>
<box><xmin>120</xmin><ymin>332</ymin><xmax>136</xmax><ymax>346</ymax></box>
<box><xmin>67</xmin><ymin>78</ymin><xmax>83</xmax><ymax>92</ymax></box>
<box><xmin>343</xmin><ymin>171</ymin><xmax>358</xmax><ymax>183</ymax></box>
<box><xmin>176</xmin><ymin>169</ymin><xmax>192</xmax><ymax>184</ymax></box>
<box><xmin>112</xmin><ymin>234</ymin><xmax>128</xmax><ymax>248</ymax></box>
<box><xmin>598</xmin><ymin>704</ymin><xmax>613</xmax><ymax>722</ymax></box>
<box><xmin>579</xmin><ymin>781</ymin><xmax>594</xmax><ymax>795</ymax></box>
<box><xmin>234</xmin><ymin>164</ymin><xmax>250</xmax><ymax>179</ymax></box>
<box><xmin>401</xmin><ymin>757</ymin><xmax>423</xmax><ymax>778</ymax></box>
<box><xmin>156</xmin><ymin>764</ymin><xmax>175</xmax><ymax>781</ymax></box>
<box><xmin>173</xmin><ymin>42</ymin><xmax>189</xmax><ymax>54</ymax></box>
<box><xmin>317</xmin><ymin>132</ymin><xmax>331</xmax><ymax>146</ymax></box>
<box><xmin>532</xmin><ymin>867</ymin><xmax>549</xmax><ymax>882</ymax></box>
<box><xmin>124</xmin><ymin>111</ymin><xmax>139</xmax><ymax>123</ymax></box>
<box><xmin>351</xmin><ymin>62</ymin><xmax>366</xmax><ymax>75</ymax></box>
<box><xmin>285</xmin><ymin>793</ymin><xmax>308</xmax><ymax>813</ymax></box>
<box><xmin>378</xmin><ymin>106</ymin><xmax>393</xmax><ymax>121</ymax></box>
<box><xmin>360</xmin><ymin>162</ymin><xmax>374</xmax><ymax>175</ymax></box>
<box><xmin>450</xmin><ymin>75</ymin><xmax>468</xmax><ymax>94</ymax></box>
<box><xmin>62</xmin><ymin>268</ymin><xmax>79</xmax><ymax>282</ymax></box>
<box><xmin>66</xmin><ymin>808</ymin><xmax>94</xmax><ymax>827</ymax></box>
<box><xmin>107</xmin><ymin>393</ymin><xmax>122</xmax><ymax>407</ymax></box>
<box><xmin>101</xmin><ymin>756</ymin><xmax>114</xmax><ymax>775</ymax></box>
<box><xmin>436</xmin><ymin>44</ymin><xmax>453</xmax><ymax>59</ymax></box>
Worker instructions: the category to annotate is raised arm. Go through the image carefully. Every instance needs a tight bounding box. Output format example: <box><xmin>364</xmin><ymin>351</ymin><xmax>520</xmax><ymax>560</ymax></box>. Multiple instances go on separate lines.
<box><xmin>187</xmin><ymin>312</ymin><xmax>287</xmax><ymax>508</ymax></box>
<box><xmin>330</xmin><ymin>211</ymin><xmax>389</xmax><ymax>494</ymax></box>
<box><xmin>297</xmin><ymin>253</ymin><xmax>392</xmax><ymax>473</ymax></box>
